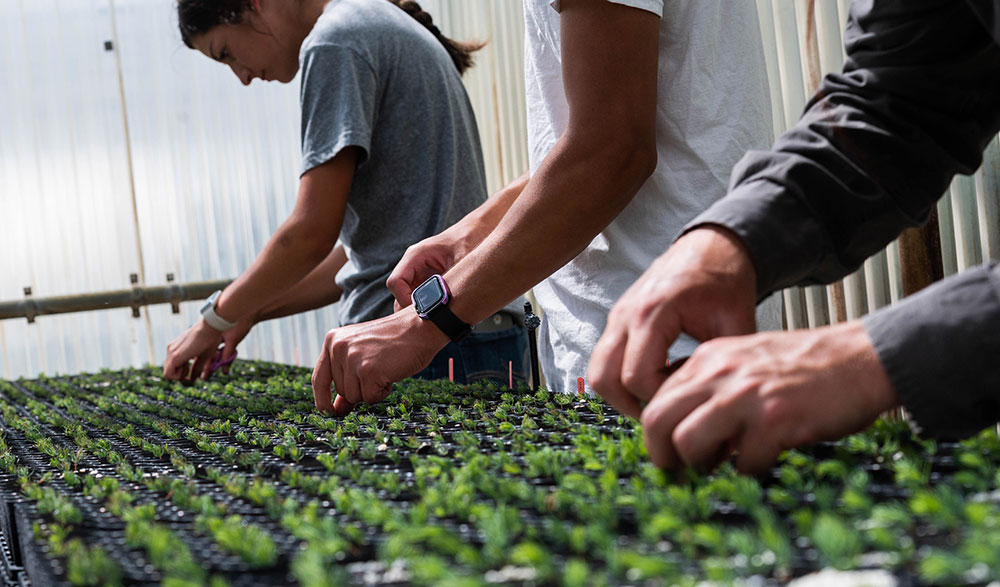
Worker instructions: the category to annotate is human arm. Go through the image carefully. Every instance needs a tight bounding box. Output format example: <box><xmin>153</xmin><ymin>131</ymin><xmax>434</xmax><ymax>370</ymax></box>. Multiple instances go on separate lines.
<box><xmin>695</xmin><ymin>0</ymin><xmax>1000</xmax><ymax>298</ymax></box>
<box><xmin>164</xmin><ymin>150</ymin><xmax>357</xmax><ymax>381</ymax></box>
<box><xmin>641</xmin><ymin>321</ymin><xmax>898</xmax><ymax>474</ymax></box>
<box><xmin>640</xmin><ymin>262</ymin><xmax>1000</xmax><ymax>473</ymax></box>
<box><xmin>312</xmin><ymin>0</ymin><xmax>660</xmax><ymax>412</ymax></box>
<box><xmin>593</xmin><ymin>0</ymin><xmax>1000</xmax><ymax>406</ymax></box>
<box><xmin>214</xmin><ymin>244</ymin><xmax>348</xmax><ymax>373</ymax></box>
<box><xmin>593</xmin><ymin>0</ymin><xmax>1000</xmax><ymax>470</ymax></box>
<box><xmin>386</xmin><ymin>172</ymin><xmax>529</xmax><ymax>309</ymax></box>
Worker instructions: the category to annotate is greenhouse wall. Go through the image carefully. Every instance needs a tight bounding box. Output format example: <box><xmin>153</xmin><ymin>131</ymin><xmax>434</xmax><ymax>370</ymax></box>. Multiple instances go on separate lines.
<box><xmin>1</xmin><ymin>0</ymin><xmax>997</xmax><ymax>379</ymax></box>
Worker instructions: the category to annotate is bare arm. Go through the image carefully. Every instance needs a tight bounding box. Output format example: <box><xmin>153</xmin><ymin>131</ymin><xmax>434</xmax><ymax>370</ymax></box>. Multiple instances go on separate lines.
<box><xmin>312</xmin><ymin>0</ymin><xmax>660</xmax><ymax>413</ymax></box>
<box><xmin>214</xmin><ymin>149</ymin><xmax>357</xmax><ymax>321</ymax></box>
<box><xmin>165</xmin><ymin>148</ymin><xmax>357</xmax><ymax>381</ymax></box>
<box><xmin>445</xmin><ymin>0</ymin><xmax>659</xmax><ymax>324</ymax></box>
<box><xmin>254</xmin><ymin>244</ymin><xmax>347</xmax><ymax>322</ymax></box>
<box><xmin>387</xmin><ymin>172</ymin><xmax>530</xmax><ymax>307</ymax></box>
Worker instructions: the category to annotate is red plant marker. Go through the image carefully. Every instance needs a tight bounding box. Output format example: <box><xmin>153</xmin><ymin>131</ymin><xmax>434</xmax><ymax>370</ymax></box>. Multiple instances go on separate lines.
<box><xmin>448</xmin><ymin>357</ymin><xmax>454</xmax><ymax>383</ymax></box>
<box><xmin>577</xmin><ymin>377</ymin><xmax>585</xmax><ymax>396</ymax></box>
<box><xmin>508</xmin><ymin>361</ymin><xmax>513</xmax><ymax>390</ymax></box>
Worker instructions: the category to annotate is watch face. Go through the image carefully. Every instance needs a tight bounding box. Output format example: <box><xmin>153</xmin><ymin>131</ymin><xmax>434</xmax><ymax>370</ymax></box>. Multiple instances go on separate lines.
<box><xmin>413</xmin><ymin>276</ymin><xmax>447</xmax><ymax>315</ymax></box>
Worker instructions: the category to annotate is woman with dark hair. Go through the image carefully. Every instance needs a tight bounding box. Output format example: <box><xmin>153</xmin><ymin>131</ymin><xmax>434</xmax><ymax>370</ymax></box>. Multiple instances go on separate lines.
<box><xmin>164</xmin><ymin>0</ymin><xmax>528</xmax><ymax>391</ymax></box>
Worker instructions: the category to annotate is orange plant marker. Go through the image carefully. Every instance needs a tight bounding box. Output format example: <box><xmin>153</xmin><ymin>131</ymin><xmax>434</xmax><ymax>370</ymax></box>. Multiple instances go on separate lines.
<box><xmin>577</xmin><ymin>377</ymin><xmax>585</xmax><ymax>396</ymax></box>
<box><xmin>508</xmin><ymin>361</ymin><xmax>513</xmax><ymax>390</ymax></box>
<box><xmin>448</xmin><ymin>357</ymin><xmax>454</xmax><ymax>383</ymax></box>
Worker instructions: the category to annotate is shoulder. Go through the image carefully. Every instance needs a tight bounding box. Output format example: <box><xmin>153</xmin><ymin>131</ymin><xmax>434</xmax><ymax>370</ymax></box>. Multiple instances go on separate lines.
<box><xmin>301</xmin><ymin>0</ymin><xmax>417</xmax><ymax>57</ymax></box>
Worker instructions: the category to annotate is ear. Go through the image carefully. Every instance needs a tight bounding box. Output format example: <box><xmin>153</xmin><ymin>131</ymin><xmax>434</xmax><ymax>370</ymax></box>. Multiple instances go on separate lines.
<box><xmin>244</xmin><ymin>0</ymin><xmax>275</xmax><ymax>36</ymax></box>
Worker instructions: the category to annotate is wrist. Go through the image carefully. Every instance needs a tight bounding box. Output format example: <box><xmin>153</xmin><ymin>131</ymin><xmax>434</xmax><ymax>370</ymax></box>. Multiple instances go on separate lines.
<box><xmin>200</xmin><ymin>289</ymin><xmax>238</xmax><ymax>331</ymax></box>
<box><xmin>401</xmin><ymin>306</ymin><xmax>451</xmax><ymax>348</ymax></box>
<box><xmin>447</xmin><ymin>216</ymin><xmax>490</xmax><ymax>258</ymax></box>
<box><xmin>197</xmin><ymin>316</ymin><xmax>223</xmax><ymax>334</ymax></box>
<box><xmin>677</xmin><ymin>225</ymin><xmax>757</xmax><ymax>292</ymax></box>
<box><xmin>843</xmin><ymin>321</ymin><xmax>899</xmax><ymax>414</ymax></box>
<box><xmin>411</xmin><ymin>274</ymin><xmax>473</xmax><ymax>342</ymax></box>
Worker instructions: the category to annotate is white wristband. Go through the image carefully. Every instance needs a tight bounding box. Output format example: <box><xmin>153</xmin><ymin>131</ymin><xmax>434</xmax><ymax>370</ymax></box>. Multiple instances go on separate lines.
<box><xmin>200</xmin><ymin>290</ymin><xmax>237</xmax><ymax>331</ymax></box>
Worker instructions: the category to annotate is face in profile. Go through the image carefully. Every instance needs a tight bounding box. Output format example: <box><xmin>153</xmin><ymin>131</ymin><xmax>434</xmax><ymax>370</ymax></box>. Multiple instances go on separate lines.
<box><xmin>191</xmin><ymin>10</ymin><xmax>300</xmax><ymax>85</ymax></box>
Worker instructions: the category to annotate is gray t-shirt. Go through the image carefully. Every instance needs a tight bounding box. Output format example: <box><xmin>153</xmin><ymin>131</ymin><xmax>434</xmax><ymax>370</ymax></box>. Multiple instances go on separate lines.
<box><xmin>298</xmin><ymin>0</ymin><xmax>487</xmax><ymax>325</ymax></box>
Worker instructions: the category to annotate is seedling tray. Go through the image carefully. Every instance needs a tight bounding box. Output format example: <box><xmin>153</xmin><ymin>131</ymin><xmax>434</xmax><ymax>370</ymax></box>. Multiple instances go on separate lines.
<box><xmin>0</xmin><ymin>361</ymin><xmax>998</xmax><ymax>585</ymax></box>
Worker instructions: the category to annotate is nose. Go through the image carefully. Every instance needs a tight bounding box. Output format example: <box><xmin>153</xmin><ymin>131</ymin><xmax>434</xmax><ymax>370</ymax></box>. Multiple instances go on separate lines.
<box><xmin>229</xmin><ymin>63</ymin><xmax>254</xmax><ymax>86</ymax></box>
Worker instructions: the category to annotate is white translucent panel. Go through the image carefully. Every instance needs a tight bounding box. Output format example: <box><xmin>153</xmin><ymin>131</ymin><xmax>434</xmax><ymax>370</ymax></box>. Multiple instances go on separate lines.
<box><xmin>863</xmin><ymin>251</ymin><xmax>892</xmax><ymax>313</ymax></box>
<box><xmin>975</xmin><ymin>136</ymin><xmax>1000</xmax><ymax>262</ymax></box>
<box><xmin>109</xmin><ymin>0</ymin><xmax>307</xmax><ymax>367</ymax></box>
<box><xmin>938</xmin><ymin>189</ymin><xmax>959</xmax><ymax>277</ymax></box>
<box><xmin>4</xmin><ymin>0</ymin><xmax>1000</xmax><ymax>379</ymax></box>
<box><xmin>0</xmin><ymin>0</ymin><xmax>151</xmax><ymax>378</ymax></box>
<box><xmin>434</xmin><ymin>0</ymin><xmax>528</xmax><ymax>193</ymax></box>
<box><xmin>950</xmin><ymin>174</ymin><xmax>983</xmax><ymax>272</ymax></box>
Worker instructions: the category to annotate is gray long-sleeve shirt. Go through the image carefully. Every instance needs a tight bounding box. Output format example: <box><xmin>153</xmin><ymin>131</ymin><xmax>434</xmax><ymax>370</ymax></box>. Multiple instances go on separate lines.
<box><xmin>686</xmin><ymin>0</ymin><xmax>1000</xmax><ymax>439</ymax></box>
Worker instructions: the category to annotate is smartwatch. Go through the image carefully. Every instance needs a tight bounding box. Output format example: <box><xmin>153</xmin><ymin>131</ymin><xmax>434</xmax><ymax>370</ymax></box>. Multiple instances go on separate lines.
<box><xmin>200</xmin><ymin>290</ymin><xmax>237</xmax><ymax>331</ymax></box>
<box><xmin>411</xmin><ymin>275</ymin><xmax>472</xmax><ymax>342</ymax></box>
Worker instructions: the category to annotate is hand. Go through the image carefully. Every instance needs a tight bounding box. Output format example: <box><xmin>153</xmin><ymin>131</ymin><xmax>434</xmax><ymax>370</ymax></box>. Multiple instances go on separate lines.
<box><xmin>311</xmin><ymin>309</ymin><xmax>449</xmax><ymax>417</ymax></box>
<box><xmin>164</xmin><ymin>319</ymin><xmax>225</xmax><ymax>382</ymax></box>
<box><xmin>641</xmin><ymin>322</ymin><xmax>899</xmax><ymax>474</ymax></box>
<box><xmin>216</xmin><ymin>318</ymin><xmax>255</xmax><ymax>376</ymax></box>
<box><xmin>387</xmin><ymin>226</ymin><xmax>478</xmax><ymax>311</ymax></box>
<box><xmin>589</xmin><ymin>226</ymin><xmax>759</xmax><ymax>418</ymax></box>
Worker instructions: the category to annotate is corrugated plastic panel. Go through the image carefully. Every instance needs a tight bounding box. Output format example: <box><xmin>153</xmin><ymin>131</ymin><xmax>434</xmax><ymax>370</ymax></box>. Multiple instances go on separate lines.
<box><xmin>3</xmin><ymin>0</ymin><xmax>999</xmax><ymax>378</ymax></box>
<box><xmin>0</xmin><ymin>0</ymin><xmax>150</xmax><ymax>378</ymax></box>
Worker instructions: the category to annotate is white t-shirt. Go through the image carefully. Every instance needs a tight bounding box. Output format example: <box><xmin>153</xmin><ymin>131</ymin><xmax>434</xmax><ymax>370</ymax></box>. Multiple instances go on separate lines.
<box><xmin>525</xmin><ymin>0</ymin><xmax>781</xmax><ymax>394</ymax></box>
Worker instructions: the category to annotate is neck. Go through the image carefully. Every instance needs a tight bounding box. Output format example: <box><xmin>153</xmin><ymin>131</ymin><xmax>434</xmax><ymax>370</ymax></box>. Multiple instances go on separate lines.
<box><xmin>264</xmin><ymin>0</ymin><xmax>330</xmax><ymax>48</ymax></box>
<box><xmin>294</xmin><ymin>0</ymin><xmax>332</xmax><ymax>34</ymax></box>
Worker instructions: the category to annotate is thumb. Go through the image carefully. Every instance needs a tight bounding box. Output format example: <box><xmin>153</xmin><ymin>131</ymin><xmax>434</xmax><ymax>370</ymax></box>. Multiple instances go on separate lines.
<box><xmin>387</xmin><ymin>270</ymin><xmax>415</xmax><ymax>310</ymax></box>
<box><xmin>706</xmin><ymin>304</ymin><xmax>758</xmax><ymax>339</ymax></box>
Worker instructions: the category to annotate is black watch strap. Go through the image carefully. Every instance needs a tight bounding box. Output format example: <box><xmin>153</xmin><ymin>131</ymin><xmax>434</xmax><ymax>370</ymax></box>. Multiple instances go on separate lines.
<box><xmin>427</xmin><ymin>304</ymin><xmax>472</xmax><ymax>342</ymax></box>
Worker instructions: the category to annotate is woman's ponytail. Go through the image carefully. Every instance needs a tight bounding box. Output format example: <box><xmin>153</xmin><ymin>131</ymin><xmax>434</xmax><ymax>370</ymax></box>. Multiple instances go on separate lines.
<box><xmin>387</xmin><ymin>0</ymin><xmax>484</xmax><ymax>75</ymax></box>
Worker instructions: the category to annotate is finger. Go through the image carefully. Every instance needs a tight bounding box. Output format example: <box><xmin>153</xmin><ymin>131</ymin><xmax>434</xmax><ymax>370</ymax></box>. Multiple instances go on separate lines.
<box><xmin>620</xmin><ymin>307</ymin><xmax>682</xmax><ymax>403</ymax></box>
<box><xmin>312</xmin><ymin>340</ymin><xmax>335</xmax><ymax>414</ymax></box>
<box><xmin>671</xmin><ymin>394</ymin><xmax>745</xmax><ymax>472</ymax></box>
<box><xmin>189</xmin><ymin>355</ymin><xmax>210</xmax><ymax>383</ymax></box>
<box><xmin>361</xmin><ymin>374</ymin><xmax>393</xmax><ymax>405</ymax></box>
<box><xmin>332</xmin><ymin>394</ymin><xmax>355</xmax><ymax>417</ymax></box>
<box><xmin>640</xmin><ymin>379</ymin><xmax>713</xmax><ymax>470</ymax></box>
<box><xmin>386</xmin><ymin>258</ymin><xmax>418</xmax><ymax>309</ymax></box>
<box><xmin>393</xmin><ymin>299</ymin><xmax>403</xmax><ymax>312</ymax></box>
<box><xmin>195</xmin><ymin>357</ymin><xmax>213</xmax><ymax>382</ymax></box>
<box><xmin>336</xmin><ymin>356</ymin><xmax>362</xmax><ymax>406</ymax></box>
<box><xmin>220</xmin><ymin>343</ymin><xmax>238</xmax><ymax>375</ymax></box>
<box><xmin>733</xmin><ymin>432</ymin><xmax>783</xmax><ymax>476</ymax></box>
<box><xmin>712</xmin><ymin>307</ymin><xmax>758</xmax><ymax>339</ymax></box>
<box><xmin>589</xmin><ymin>329</ymin><xmax>642</xmax><ymax>418</ymax></box>
<box><xmin>163</xmin><ymin>355</ymin><xmax>182</xmax><ymax>380</ymax></box>
<box><xmin>221</xmin><ymin>340</ymin><xmax>238</xmax><ymax>363</ymax></box>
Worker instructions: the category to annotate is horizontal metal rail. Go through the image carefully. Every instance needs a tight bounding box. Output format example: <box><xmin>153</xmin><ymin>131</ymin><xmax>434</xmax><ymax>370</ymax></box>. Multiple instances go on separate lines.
<box><xmin>0</xmin><ymin>278</ymin><xmax>233</xmax><ymax>323</ymax></box>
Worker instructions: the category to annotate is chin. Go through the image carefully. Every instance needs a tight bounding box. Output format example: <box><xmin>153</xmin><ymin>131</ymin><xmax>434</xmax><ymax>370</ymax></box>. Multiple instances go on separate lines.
<box><xmin>276</xmin><ymin>64</ymin><xmax>300</xmax><ymax>84</ymax></box>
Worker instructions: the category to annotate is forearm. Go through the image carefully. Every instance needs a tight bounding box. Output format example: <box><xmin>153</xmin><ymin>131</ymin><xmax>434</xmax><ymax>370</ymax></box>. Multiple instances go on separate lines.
<box><xmin>214</xmin><ymin>218</ymin><xmax>335</xmax><ymax>323</ymax></box>
<box><xmin>446</xmin><ymin>134</ymin><xmax>655</xmax><ymax>324</ymax></box>
<box><xmin>210</xmin><ymin>151</ymin><xmax>354</xmax><ymax>325</ymax></box>
<box><xmin>443</xmin><ymin>172</ymin><xmax>529</xmax><ymax>255</ymax></box>
<box><xmin>254</xmin><ymin>244</ymin><xmax>347</xmax><ymax>322</ymax></box>
<box><xmin>863</xmin><ymin>262</ymin><xmax>1000</xmax><ymax>439</ymax></box>
<box><xmin>688</xmin><ymin>0</ymin><xmax>1000</xmax><ymax>297</ymax></box>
